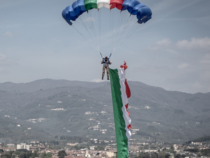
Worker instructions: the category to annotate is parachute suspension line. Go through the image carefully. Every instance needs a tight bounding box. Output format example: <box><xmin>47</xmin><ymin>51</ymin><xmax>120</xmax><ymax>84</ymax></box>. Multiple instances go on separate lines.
<box><xmin>112</xmin><ymin>13</ymin><xmax>137</xmax><ymax>53</ymax></box>
<box><xmin>111</xmin><ymin>12</ymin><xmax>131</xmax><ymax>53</ymax></box>
<box><xmin>72</xmin><ymin>25</ymin><xmax>100</xmax><ymax>53</ymax></box>
<box><xmin>74</xmin><ymin>20</ymin><xmax>87</xmax><ymax>27</ymax></box>
<box><xmin>112</xmin><ymin>9</ymin><xmax>116</xmax><ymax>52</ymax></box>
<box><xmin>77</xmin><ymin>17</ymin><xmax>92</xmax><ymax>30</ymax></box>
<box><xmin>110</xmin><ymin>12</ymin><xmax>125</xmax><ymax>53</ymax></box>
<box><xmin>122</xmin><ymin>15</ymin><xmax>136</xmax><ymax>35</ymax></box>
<box><xmin>81</xmin><ymin>12</ymin><xmax>96</xmax><ymax>45</ymax></box>
<box><xmin>113</xmin><ymin>11</ymin><xmax>125</xmax><ymax>50</ymax></box>
<box><xmin>118</xmin><ymin>11</ymin><xmax>126</xmax><ymax>37</ymax></box>
<box><xmin>93</xmin><ymin>10</ymin><xmax>100</xmax><ymax>52</ymax></box>
<box><xmin>92</xmin><ymin>10</ymin><xmax>100</xmax><ymax>52</ymax></box>
<box><xmin>116</xmin><ymin>14</ymin><xmax>135</xmax><ymax>45</ymax></box>
<box><xmin>119</xmin><ymin>13</ymin><xmax>133</xmax><ymax>37</ymax></box>
<box><xmin>112</xmin><ymin>10</ymin><xmax>123</xmax><ymax>51</ymax></box>
<box><xmin>109</xmin><ymin>9</ymin><xmax>111</xmax><ymax>51</ymax></box>
<box><xmin>100</xmin><ymin>9</ymin><xmax>102</xmax><ymax>52</ymax></box>
<box><xmin>110</xmin><ymin>9</ymin><xmax>114</xmax><ymax>52</ymax></box>
<box><xmin>121</xmin><ymin>23</ymin><xmax>141</xmax><ymax>44</ymax></box>
<box><xmin>118</xmin><ymin>15</ymin><xmax>138</xmax><ymax>45</ymax></box>
<box><xmin>88</xmin><ymin>10</ymin><xmax>100</xmax><ymax>52</ymax></box>
<box><xmin>122</xmin><ymin>19</ymin><xmax>139</xmax><ymax>41</ymax></box>
<box><xmin>113</xmin><ymin>11</ymin><xmax>125</xmax><ymax>51</ymax></box>
<box><xmin>119</xmin><ymin>11</ymin><xmax>130</xmax><ymax>39</ymax></box>
<box><xmin>84</xmin><ymin>12</ymin><xmax>100</xmax><ymax>51</ymax></box>
<box><xmin>98</xmin><ymin>9</ymin><xmax>101</xmax><ymax>52</ymax></box>
<box><xmin>79</xmin><ymin>14</ymin><xmax>99</xmax><ymax>50</ymax></box>
<box><xmin>113</xmin><ymin>9</ymin><xmax>121</xmax><ymax>50</ymax></box>
<box><xmin>115</xmin><ymin>23</ymin><xmax>142</xmax><ymax>51</ymax></box>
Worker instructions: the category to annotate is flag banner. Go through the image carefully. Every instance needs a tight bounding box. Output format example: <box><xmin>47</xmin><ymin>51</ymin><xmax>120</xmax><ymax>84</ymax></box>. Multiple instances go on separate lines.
<box><xmin>110</xmin><ymin>62</ymin><xmax>131</xmax><ymax>158</ymax></box>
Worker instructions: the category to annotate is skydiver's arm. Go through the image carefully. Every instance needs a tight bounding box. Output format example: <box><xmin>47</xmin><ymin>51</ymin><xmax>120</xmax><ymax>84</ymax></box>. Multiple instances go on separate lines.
<box><xmin>101</xmin><ymin>61</ymin><xmax>103</xmax><ymax>64</ymax></box>
<box><xmin>109</xmin><ymin>61</ymin><xmax>112</xmax><ymax>65</ymax></box>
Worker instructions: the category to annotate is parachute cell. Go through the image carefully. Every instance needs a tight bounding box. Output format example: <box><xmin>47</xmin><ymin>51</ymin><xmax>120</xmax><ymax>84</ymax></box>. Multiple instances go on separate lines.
<box><xmin>72</xmin><ymin>0</ymin><xmax>86</xmax><ymax>16</ymax></box>
<box><xmin>110</xmin><ymin>0</ymin><xmax>124</xmax><ymax>10</ymax></box>
<box><xmin>137</xmin><ymin>7</ymin><xmax>152</xmax><ymax>24</ymax></box>
<box><xmin>127</xmin><ymin>0</ymin><xmax>141</xmax><ymax>14</ymax></box>
<box><xmin>84</xmin><ymin>0</ymin><xmax>98</xmax><ymax>11</ymax></box>
<box><xmin>97</xmin><ymin>0</ymin><xmax>110</xmax><ymax>9</ymax></box>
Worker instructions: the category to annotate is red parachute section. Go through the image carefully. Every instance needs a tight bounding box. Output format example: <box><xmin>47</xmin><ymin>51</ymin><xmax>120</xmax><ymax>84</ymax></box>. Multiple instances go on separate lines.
<box><xmin>110</xmin><ymin>0</ymin><xmax>124</xmax><ymax>10</ymax></box>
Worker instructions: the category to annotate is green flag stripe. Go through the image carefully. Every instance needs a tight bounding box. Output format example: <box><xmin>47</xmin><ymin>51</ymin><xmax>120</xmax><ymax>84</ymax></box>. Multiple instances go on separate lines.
<box><xmin>84</xmin><ymin>0</ymin><xmax>97</xmax><ymax>11</ymax></box>
<box><xmin>110</xmin><ymin>68</ymin><xmax>129</xmax><ymax>158</ymax></box>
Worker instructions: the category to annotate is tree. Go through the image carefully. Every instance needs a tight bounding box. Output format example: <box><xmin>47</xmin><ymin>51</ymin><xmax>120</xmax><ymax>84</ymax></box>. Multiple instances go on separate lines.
<box><xmin>41</xmin><ymin>152</ymin><xmax>47</xmax><ymax>158</ymax></box>
<box><xmin>57</xmin><ymin>150</ymin><xmax>67</xmax><ymax>158</ymax></box>
<box><xmin>46</xmin><ymin>153</ymin><xmax>52</xmax><ymax>158</ymax></box>
<box><xmin>200</xmin><ymin>149</ymin><xmax>210</xmax><ymax>156</ymax></box>
<box><xmin>138</xmin><ymin>152</ymin><xmax>150</xmax><ymax>158</ymax></box>
<box><xmin>165</xmin><ymin>153</ymin><xmax>170</xmax><ymax>158</ymax></box>
<box><xmin>95</xmin><ymin>146</ymin><xmax>105</xmax><ymax>151</ymax></box>
<box><xmin>184</xmin><ymin>148</ymin><xmax>199</xmax><ymax>153</ymax></box>
<box><xmin>1</xmin><ymin>153</ymin><xmax>11</xmax><ymax>158</ymax></box>
<box><xmin>41</xmin><ymin>152</ymin><xmax>52</xmax><ymax>158</ymax></box>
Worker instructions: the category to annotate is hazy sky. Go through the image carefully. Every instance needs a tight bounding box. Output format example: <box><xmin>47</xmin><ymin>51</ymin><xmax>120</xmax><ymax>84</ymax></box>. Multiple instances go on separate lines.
<box><xmin>0</xmin><ymin>0</ymin><xmax>210</xmax><ymax>93</ymax></box>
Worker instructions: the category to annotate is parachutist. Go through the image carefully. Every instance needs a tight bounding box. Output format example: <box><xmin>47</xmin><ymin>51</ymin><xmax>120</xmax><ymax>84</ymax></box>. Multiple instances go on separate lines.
<box><xmin>101</xmin><ymin>56</ymin><xmax>112</xmax><ymax>80</ymax></box>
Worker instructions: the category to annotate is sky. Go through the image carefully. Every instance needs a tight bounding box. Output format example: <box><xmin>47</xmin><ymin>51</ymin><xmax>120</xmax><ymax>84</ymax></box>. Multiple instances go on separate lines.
<box><xmin>0</xmin><ymin>0</ymin><xmax>210</xmax><ymax>93</ymax></box>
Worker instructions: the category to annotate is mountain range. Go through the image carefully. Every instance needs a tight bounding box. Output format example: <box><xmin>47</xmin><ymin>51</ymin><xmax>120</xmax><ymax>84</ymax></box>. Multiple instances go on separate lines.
<box><xmin>0</xmin><ymin>79</ymin><xmax>210</xmax><ymax>144</ymax></box>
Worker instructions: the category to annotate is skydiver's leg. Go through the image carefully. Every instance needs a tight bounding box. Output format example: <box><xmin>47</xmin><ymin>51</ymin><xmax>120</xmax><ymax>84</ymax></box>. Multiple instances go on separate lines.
<box><xmin>107</xmin><ymin>67</ymin><xmax>109</xmax><ymax>80</ymax></box>
<box><xmin>102</xmin><ymin>66</ymin><xmax>105</xmax><ymax>80</ymax></box>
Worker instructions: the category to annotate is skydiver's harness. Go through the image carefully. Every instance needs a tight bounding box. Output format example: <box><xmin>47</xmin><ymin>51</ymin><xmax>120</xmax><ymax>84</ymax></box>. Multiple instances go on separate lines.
<box><xmin>102</xmin><ymin>58</ymin><xmax>110</xmax><ymax>68</ymax></box>
<box><xmin>100</xmin><ymin>53</ymin><xmax>112</xmax><ymax>68</ymax></box>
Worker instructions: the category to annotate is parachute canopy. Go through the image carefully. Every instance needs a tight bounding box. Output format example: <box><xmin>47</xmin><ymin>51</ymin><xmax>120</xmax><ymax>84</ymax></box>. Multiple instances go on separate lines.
<box><xmin>62</xmin><ymin>0</ymin><xmax>152</xmax><ymax>25</ymax></box>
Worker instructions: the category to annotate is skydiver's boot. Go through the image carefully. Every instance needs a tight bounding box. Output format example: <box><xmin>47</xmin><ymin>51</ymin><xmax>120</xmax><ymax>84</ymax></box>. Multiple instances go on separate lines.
<box><xmin>107</xmin><ymin>77</ymin><xmax>109</xmax><ymax>80</ymax></box>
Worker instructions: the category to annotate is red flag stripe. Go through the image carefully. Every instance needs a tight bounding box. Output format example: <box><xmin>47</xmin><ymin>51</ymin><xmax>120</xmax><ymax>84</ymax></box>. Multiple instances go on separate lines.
<box><xmin>126</xmin><ymin>110</ymin><xmax>130</xmax><ymax>117</ymax></box>
<box><xmin>125</xmin><ymin>79</ymin><xmax>131</xmax><ymax>98</ymax></box>
<box><xmin>125</xmin><ymin>103</ymin><xmax>128</xmax><ymax>109</ymax></box>
<box><xmin>127</xmin><ymin>124</ymin><xmax>132</xmax><ymax>130</ymax></box>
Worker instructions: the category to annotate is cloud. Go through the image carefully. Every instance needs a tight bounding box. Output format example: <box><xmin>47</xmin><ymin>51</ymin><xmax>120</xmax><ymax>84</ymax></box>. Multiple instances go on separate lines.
<box><xmin>150</xmin><ymin>37</ymin><xmax>210</xmax><ymax>53</ymax></box>
<box><xmin>140</xmin><ymin>37</ymin><xmax>210</xmax><ymax>93</ymax></box>
<box><xmin>150</xmin><ymin>38</ymin><xmax>173</xmax><ymax>51</ymax></box>
<box><xmin>0</xmin><ymin>54</ymin><xmax>17</xmax><ymax>68</ymax></box>
<box><xmin>200</xmin><ymin>54</ymin><xmax>210</xmax><ymax>64</ymax></box>
<box><xmin>0</xmin><ymin>54</ymin><xmax>7</xmax><ymax>61</ymax></box>
<box><xmin>4</xmin><ymin>31</ymin><xmax>14</xmax><ymax>38</ymax></box>
<box><xmin>0</xmin><ymin>54</ymin><xmax>8</xmax><ymax>72</ymax></box>
<box><xmin>192</xmin><ymin>82</ymin><xmax>203</xmax><ymax>89</ymax></box>
<box><xmin>156</xmin><ymin>38</ymin><xmax>171</xmax><ymax>46</ymax></box>
<box><xmin>91</xmin><ymin>79</ymin><xmax>108</xmax><ymax>83</ymax></box>
<box><xmin>177</xmin><ymin>63</ymin><xmax>189</xmax><ymax>69</ymax></box>
<box><xmin>0</xmin><ymin>54</ymin><xmax>10</xmax><ymax>65</ymax></box>
<box><xmin>177</xmin><ymin>37</ymin><xmax>210</xmax><ymax>50</ymax></box>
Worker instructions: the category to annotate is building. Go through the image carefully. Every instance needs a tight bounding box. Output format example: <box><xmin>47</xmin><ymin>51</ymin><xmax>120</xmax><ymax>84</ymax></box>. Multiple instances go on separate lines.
<box><xmin>85</xmin><ymin>150</ymin><xmax>91</xmax><ymax>158</ymax></box>
<box><xmin>7</xmin><ymin>144</ymin><xmax>15</xmax><ymax>147</ymax></box>
<box><xmin>106</xmin><ymin>151</ymin><xmax>117</xmax><ymax>157</ymax></box>
<box><xmin>3</xmin><ymin>147</ymin><xmax>16</xmax><ymax>151</ymax></box>
<box><xmin>144</xmin><ymin>149</ymin><xmax>158</xmax><ymax>153</ymax></box>
<box><xmin>89</xmin><ymin>146</ymin><xmax>96</xmax><ymax>150</ymax></box>
<box><xmin>191</xmin><ymin>142</ymin><xmax>202</xmax><ymax>146</ymax></box>
<box><xmin>17</xmin><ymin>143</ymin><xmax>30</xmax><ymax>150</ymax></box>
<box><xmin>67</xmin><ymin>143</ymin><xmax>78</xmax><ymax>146</ymax></box>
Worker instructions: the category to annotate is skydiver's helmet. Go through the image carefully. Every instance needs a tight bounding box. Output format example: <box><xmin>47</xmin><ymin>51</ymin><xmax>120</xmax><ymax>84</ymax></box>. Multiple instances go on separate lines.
<box><xmin>105</xmin><ymin>56</ymin><xmax>108</xmax><ymax>61</ymax></box>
